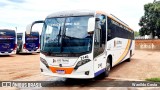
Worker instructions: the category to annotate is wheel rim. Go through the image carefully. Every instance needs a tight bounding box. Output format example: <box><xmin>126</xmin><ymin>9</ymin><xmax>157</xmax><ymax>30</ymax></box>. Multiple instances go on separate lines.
<box><xmin>106</xmin><ymin>62</ymin><xmax>110</xmax><ymax>72</ymax></box>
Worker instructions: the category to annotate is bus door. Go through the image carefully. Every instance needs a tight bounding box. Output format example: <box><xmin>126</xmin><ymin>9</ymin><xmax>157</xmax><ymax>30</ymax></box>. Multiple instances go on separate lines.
<box><xmin>93</xmin><ymin>14</ymin><xmax>107</xmax><ymax>76</ymax></box>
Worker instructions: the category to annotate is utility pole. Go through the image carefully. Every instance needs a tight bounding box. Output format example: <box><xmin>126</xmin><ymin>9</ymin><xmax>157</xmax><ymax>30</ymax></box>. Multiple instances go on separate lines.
<box><xmin>15</xmin><ymin>27</ymin><xmax>17</xmax><ymax>32</ymax></box>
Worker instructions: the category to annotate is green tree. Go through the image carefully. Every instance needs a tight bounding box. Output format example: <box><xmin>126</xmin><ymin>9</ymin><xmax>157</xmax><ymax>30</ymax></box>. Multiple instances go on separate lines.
<box><xmin>139</xmin><ymin>1</ymin><xmax>160</xmax><ymax>38</ymax></box>
<box><xmin>134</xmin><ymin>31</ymin><xmax>139</xmax><ymax>37</ymax></box>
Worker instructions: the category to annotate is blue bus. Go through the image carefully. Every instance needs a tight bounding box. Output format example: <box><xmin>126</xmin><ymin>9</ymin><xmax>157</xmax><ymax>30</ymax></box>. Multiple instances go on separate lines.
<box><xmin>17</xmin><ymin>31</ymin><xmax>40</xmax><ymax>53</ymax></box>
<box><xmin>0</xmin><ymin>29</ymin><xmax>17</xmax><ymax>55</ymax></box>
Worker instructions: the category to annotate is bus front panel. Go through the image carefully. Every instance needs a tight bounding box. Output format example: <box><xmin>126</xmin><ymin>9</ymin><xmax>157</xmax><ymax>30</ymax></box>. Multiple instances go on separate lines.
<box><xmin>0</xmin><ymin>30</ymin><xmax>16</xmax><ymax>55</ymax></box>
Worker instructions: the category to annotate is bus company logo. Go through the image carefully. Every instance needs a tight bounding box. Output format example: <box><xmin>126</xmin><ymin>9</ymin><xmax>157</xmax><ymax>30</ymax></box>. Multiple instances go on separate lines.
<box><xmin>53</xmin><ymin>59</ymin><xmax>62</xmax><ymax>63</ymax></box>
<box><xmin>53</xmin><ymin>59</ymin><xmax>56</xmax><ymax>63</ymax></box>
<box><xmin>57</xmin><ymin>59</ymin><xmax>69</xmax><ymax>64</ymax></box>
<box><xmin>1</xmin><ymin>82</ymin><xmax>12</xmax><ymax>87</ymax></box>
<box><xmin>57</xmin><ymin>59</ymin><xmax>61</xmax><ymax>63</ymax></box>
<box><xmin>114</xmin><ymin>40</ymin><xmax>122</xmax><ymax>47</ymax></box>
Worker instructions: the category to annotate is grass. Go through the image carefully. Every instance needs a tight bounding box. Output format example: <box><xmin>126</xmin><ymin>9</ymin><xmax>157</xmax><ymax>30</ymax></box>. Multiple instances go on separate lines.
<box><xmin>146</xmin><ymin>78</ymin><xmax>160</xmax><ymax>82</ymax></box>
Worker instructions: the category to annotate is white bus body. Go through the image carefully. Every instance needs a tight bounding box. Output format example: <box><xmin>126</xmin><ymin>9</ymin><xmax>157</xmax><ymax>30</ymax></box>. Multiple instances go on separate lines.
<box><xmin>0</xmin><ymin>29</ymin><xmax>17</xmax><ymax>55</ymax></box>
<box><xmin>17</xmin><ymin>31</ymin><xmax>40</xmax><ymax>53</ymax></box>
<box><xmin>29</xmin><ymin>10</ymin><xmax>135</xmax><ymax>79</ymax></box>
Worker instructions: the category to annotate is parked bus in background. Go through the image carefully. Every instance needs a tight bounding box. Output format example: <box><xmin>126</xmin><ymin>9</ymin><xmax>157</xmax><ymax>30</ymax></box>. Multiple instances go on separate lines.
<box><xmin>16</xmin><ymin>31</ymin><xmax>40</xmax><ymax>53</ymax></box>
<box><xmin>0</xmin><ymin>29</ymin><xmax>17</xmax><ymax>55</ymax></box>
<box><xmin>26</xmin><ymin>10</ymin><xmax>135</xmax><ymax>79</ymax></box>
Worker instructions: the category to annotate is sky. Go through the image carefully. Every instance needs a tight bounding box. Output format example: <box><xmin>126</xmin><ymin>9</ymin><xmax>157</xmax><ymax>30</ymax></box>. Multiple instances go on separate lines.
<box><xmin>0</xmin><ymin>0</ymin><xmax>154</xmax><ymax>33</ymax></box>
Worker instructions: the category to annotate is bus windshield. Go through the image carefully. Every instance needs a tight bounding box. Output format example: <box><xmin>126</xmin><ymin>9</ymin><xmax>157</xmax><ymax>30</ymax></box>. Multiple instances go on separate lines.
<box><xmin>41</xmin><ymin>16</ymin><xmax>93</xmax><ymax>56</ymax></box>
<box><xmin>25</xmin><ymin>32</ymin><xmax>39</xmax><ymax>51</ymax></box>
<box><xmin>17</xmin><ymin>33</ymin><xmax>22</xmax><ymax>40</ymax></box>
<box><xmin>25</xmin><ymin>32</ymin><xmax>39</xmax><ymax>43</ymax></box>
<box><xmin>0</xmin><ymin>30</ymin><xmax>15</xmax><ymax>43</ymax></box>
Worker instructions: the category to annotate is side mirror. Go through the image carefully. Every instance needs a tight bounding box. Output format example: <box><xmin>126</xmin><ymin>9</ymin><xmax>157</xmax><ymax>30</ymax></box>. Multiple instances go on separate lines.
<box><xmin>87</xmin><ymin>17</ymin><xmax>95</xmax><ymax>33</ymax></box>
<box><xmin>95</xmin><ymin>22</ymin><xmax>101</xmax><ymax>30</ymax></box>
<box><xmin>25</xmin><ymin>20</ymin><xmax>45</xmax><ymax>35</ymax></box>
<box><xmin>95</xmin><ymin>18</ymin><xmax>101</xmax><ymax>30</ymax></box>
<box><xmin>96</xmin><ymin>18</ymin><xmax>100</xmax><ymax>21</ymax></box>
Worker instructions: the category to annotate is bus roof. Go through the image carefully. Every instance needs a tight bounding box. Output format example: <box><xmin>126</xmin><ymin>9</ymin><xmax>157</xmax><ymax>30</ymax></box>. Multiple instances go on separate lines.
<box><xmin>47</xmin><ymin>10</ymin><xmax>133</xmax><ymax>31</ymax></box>
<box><xmin>17</xmin><ymin>33</ymin><xmax>23</xmax><ymax>34</ymax></box>
<box><xmin>0</xmin><ymin>29</ymin><xmax>15</xmax><ymax>31</ymax></box>
<box><xmin>47</xmin><ymin>10</ymin><xmax>96</xmax><ymax>18</ymax></box>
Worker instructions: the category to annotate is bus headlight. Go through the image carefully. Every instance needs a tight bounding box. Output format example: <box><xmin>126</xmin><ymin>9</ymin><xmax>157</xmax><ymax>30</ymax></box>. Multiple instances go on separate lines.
<box><xmin>74</xmin><ymin>59</ymin><xmax>91</xmax><ymax>70</ymax></box>
<box><xmin>40</xmin><ymin>57</ymin><xmax>49</xmax><ymax>68</ymax></box>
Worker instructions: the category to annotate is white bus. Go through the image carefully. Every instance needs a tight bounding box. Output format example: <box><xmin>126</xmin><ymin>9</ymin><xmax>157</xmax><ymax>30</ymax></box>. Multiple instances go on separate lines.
<box><xmin>16</xmin><ymin>31</ymin><xmax>40</xmax><ymax>53</ymax></box>
<box><xmin>26</xmin><ymin>10</ymin><xmax>135</xmax><ymax>79</ymax></box>
<box><xmin>0</xmin><ymin>29</ymin><xmax>17</xmax><ymax>55</ymax></box>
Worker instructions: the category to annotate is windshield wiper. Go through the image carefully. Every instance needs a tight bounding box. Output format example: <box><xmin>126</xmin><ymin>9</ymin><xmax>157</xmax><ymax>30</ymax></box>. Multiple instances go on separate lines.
<box><xmin>60</xmin><ymin>18</ymin><xmax>67</xmax><ymax>53</ymax></box>
<box><xmin>57</xmin><ymin>26</ymin><xmax>62</xmax><ymax>46</ymax></box>
<box><xmin>41</xmin><ymin>50</ymin><xmax>52</xmax><ymax>56</ymax></box>
<box><xmin>64</xmin><ymin>35</ymin><xmax>79</xmax><ymax>39</ymax></box>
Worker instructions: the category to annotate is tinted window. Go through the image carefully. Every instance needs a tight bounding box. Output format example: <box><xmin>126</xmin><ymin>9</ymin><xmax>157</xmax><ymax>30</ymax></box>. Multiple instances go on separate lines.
<box><xmin>107</xmin><ymin>17</ymin><xmax>134</xmax><ymax>40</ymax></box>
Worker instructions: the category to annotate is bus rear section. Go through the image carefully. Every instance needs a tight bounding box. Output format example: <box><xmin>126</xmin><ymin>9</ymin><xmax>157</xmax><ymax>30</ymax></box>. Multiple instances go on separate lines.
<box><xmin>17</xmin><ymin>32</ymin><xmax>40</xmax><ymax>53</ymax></box>
<box><xmin>0</xmin><ymin>29</ymin><xmax>17</xmax><ymax>55</ymax></box>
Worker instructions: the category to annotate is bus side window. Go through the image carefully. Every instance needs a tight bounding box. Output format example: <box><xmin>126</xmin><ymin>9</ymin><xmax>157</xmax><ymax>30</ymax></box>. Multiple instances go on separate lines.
<box><xmin>107</xmin><ymin>17</ymin><xmax>113</xmax><ymax>41</ymax></box>
<box><xmin>107</xmin><ymin>29</ymin><xmax>112</xmax><ymax>41</ymax></box>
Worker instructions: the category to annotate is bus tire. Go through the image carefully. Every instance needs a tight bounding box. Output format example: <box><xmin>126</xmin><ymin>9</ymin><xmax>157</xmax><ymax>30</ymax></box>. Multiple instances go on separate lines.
<box><xmin>16</xmin><ymin>47</ymin><xmax>20</xmax><ymax>54</ymax></box>
<box><xmin>126</xmin><ymin>50</ymin><xmax>132</xmax><ymax>62</ymax></box>
<box><xmin>16</xmin><ymin>50</ymin><xmax>19</xmax><ymax>54</ymax></box>
<box><xmin>103</xmin><ymin>57</ymin><xmax>111</xmax><ymax>77</ymax></box>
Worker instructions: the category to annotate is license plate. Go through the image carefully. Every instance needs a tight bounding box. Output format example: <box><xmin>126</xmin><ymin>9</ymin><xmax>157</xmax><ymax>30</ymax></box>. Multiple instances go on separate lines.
<box><xmin>56</xmin><ymin>70</ymin><xmax>65</xmax><ymax>74</ymax></box>
<box><xmin>4</xmin><ymin>52</ymin><xmax>8</xmax><ymax>54</ymax></box>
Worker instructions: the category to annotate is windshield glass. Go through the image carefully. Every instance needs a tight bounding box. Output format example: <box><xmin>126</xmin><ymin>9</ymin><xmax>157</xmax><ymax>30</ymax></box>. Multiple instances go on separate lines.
<box><xmin>41</xmin><ymin>16</ymin><xmax>93</xmax><ymax>56</ymax></box>
<box><xmin>0</xmin><ymin>30</ymin><xmax>16</xmax><ymax>52</ymax></box>
<box><xmin>0</xmin><ymin>30</ymin><xmax>16</xmax><ymax>43</ymax></box>
<box><xmin>25</xmin><ymin>32</ymin><xmax>39</xmax><ymax>43</ymax></box>
<box><xmin>17</xmin><ymin>33</ymin><xmax>22</xmax><ymax>40</ymax></box>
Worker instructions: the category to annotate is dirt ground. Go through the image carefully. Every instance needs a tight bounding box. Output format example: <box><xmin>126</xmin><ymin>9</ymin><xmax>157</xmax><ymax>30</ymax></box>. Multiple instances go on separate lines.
<box><xmin>0</xmin><ymin>50</ymin><xmax>160</xmax><ymax>81</ymax></box>
<box><xmin>110</xmin><ymin>50</ymin><xmax>160</xmax><ymax>80</ymax></box>
<box><xmin>0</xmin><ymin>53</ymin><xmax>41</xmax><ymax>81</ymax></box>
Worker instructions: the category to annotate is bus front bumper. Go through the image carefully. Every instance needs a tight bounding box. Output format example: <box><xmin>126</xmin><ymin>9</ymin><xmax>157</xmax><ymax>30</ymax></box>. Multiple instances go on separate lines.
<box><xmin>41</xmin><ymin>72</ymin><xmax>94</xmax><ymax>79</ymax></box>
<box><xmin>40</xmin><ymin>62</ymin><xmax>94</xmax><ymax>79</ymax></box>
<box><xmin>21</xmin><ymin>49</ymin><xmax>39</xmax><ymax>53</ymax></box>
<box><xmin>0</xmin><ymin>50</ymin><xmax>16</xmax><ymax>55</ymax></box>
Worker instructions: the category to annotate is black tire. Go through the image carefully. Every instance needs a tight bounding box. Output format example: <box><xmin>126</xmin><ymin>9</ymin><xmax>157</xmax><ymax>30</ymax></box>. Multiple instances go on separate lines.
<box><xmin>16</xmin><ymin>50</ymin><xmax>19</xmax><ymax>54</ymax></box>
<box><xmin>103</xmin><ymin>58</ymin><xmax>111</xmax><ymax>77</ymax></box>
<box><xmin>16</xmin><ymin>46</ymin><xmax>20</xmax><ymax>54</ymax></box>
<box><xmin>126</xmin><ymin>50</ymin><xmax>132</xmax><ymax>62</ymax></box>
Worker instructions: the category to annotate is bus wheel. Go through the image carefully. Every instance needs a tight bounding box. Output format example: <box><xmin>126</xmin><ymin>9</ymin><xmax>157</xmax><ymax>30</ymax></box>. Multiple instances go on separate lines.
<box><xmin>126</xmin><ymin>50</ymin><xmax>132</xmax><ymax>62</ymax></box>
<box><xmin>104</xmin><ymin>58</ymin><xmax>111</xmax><ymax>77</ymax></box>
<box><xmin>16</xmin><ymin>48</ymin><xmax>20</xmax><ymax>54</ymax></box>
<box><xmin>16</xmin><ymin>50</ymin><xmax>19</xmax><ymax>54</ymax></box>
